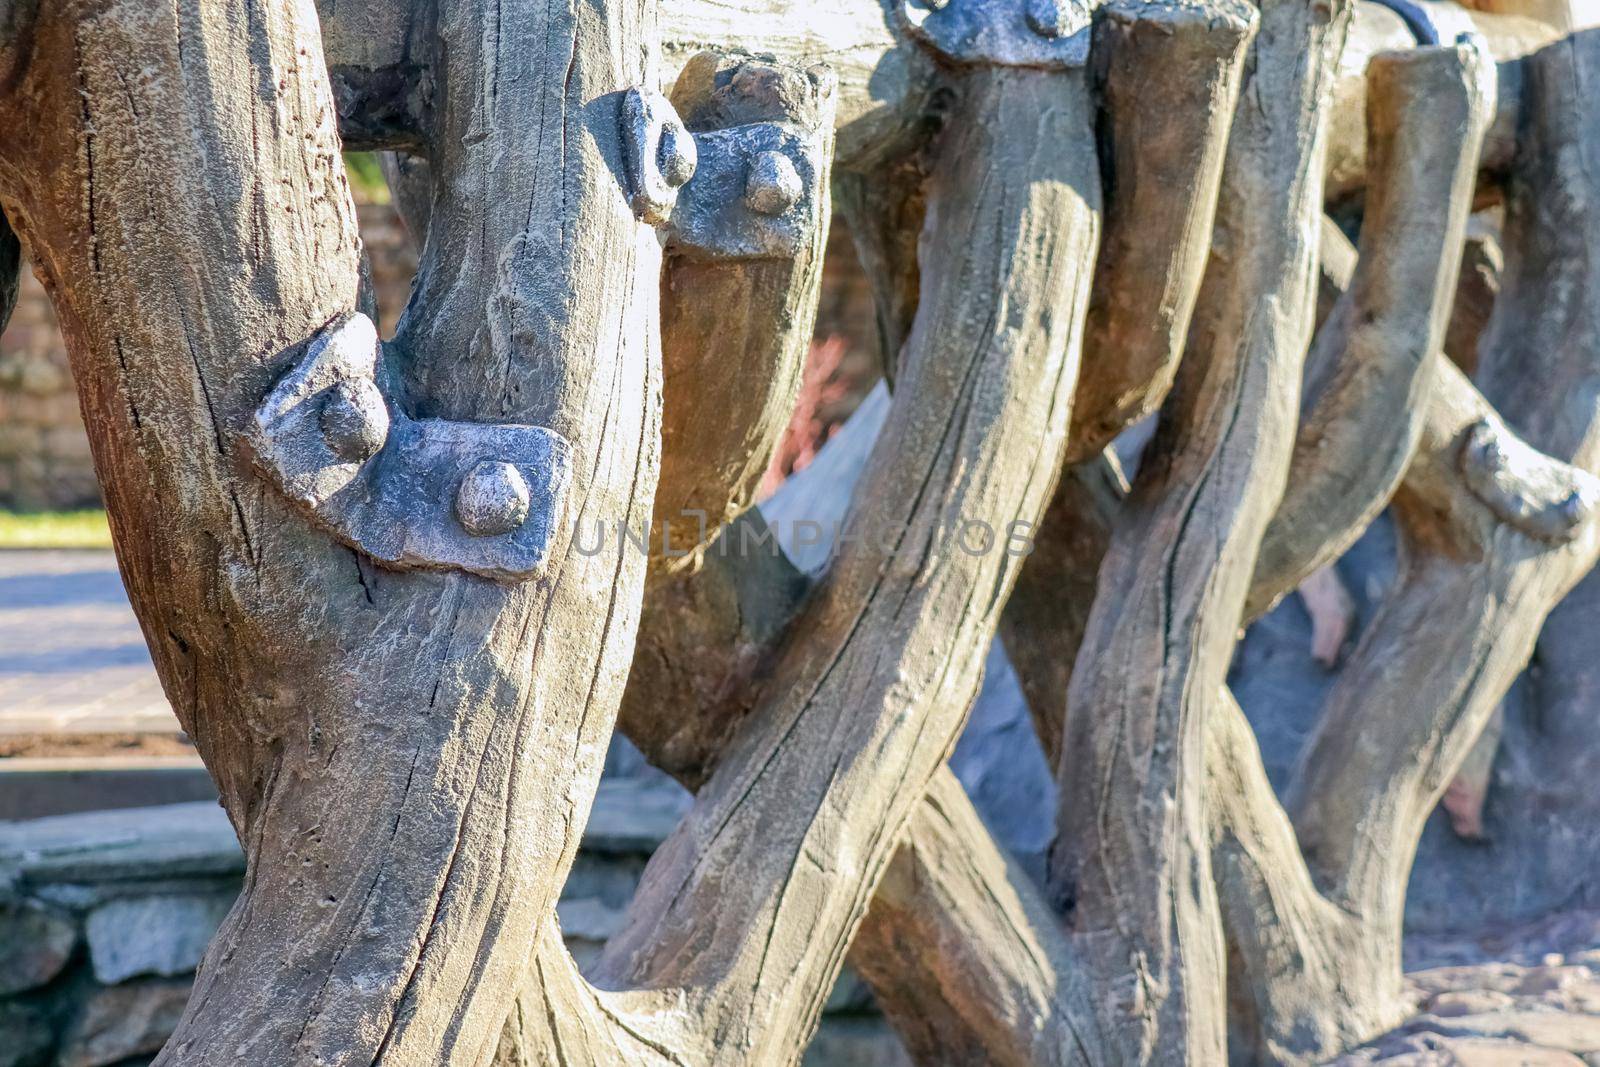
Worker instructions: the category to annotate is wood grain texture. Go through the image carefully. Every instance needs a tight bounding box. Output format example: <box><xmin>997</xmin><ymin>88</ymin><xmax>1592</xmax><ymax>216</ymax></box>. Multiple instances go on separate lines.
<box><xmin>320</xmin><ymin>0</ymin><xmax>1546</xmax><ymax>190</ymax></box>
<box><xmin>1290</xmin><ymin>28</ymin><xmax>1600</xmax><ymax>909</ymax></box>
<box><xmin>852</xmin><ymin>768</ymin><xmax>1101</xmax><ymax>1067</ymax></box>
<box><xmin>649</xmin><ymin>55</ymin><xmax>837</xmax><ymax>574</ymax></box>
<box><xmin>14</xmin><ymin>0</ymin><xmax>1600</xmax><ymax>1063</ymax></box>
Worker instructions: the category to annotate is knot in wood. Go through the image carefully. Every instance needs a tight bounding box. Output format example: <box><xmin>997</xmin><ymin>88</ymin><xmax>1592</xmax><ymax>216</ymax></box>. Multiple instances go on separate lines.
<box><xmin>1459</xmin><ymin>419</ymin><xmax>1598</xmax><ymax>544</ymax></box>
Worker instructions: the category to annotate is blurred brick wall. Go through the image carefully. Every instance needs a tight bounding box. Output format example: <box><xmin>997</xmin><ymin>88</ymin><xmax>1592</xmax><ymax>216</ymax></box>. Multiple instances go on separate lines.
<box><xmin>0</xmin><ymin>263</ymin><xmax>97</xmax><ymax>510</ymax></box>
<box><xmin>0</xmin><ymin>201</ymin><xmax>420</xmax><ymax>510</ymax></box>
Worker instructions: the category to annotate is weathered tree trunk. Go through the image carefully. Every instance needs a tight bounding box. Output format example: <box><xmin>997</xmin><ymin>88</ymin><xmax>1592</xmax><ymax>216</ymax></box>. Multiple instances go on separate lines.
<box><xmin>1064</xmin><ymin>0</ymin><xmax>1252</xmax><ymax>462</ymax></box>
<box><xmin>1288</xmin><ymin>18</ymin><xmax>1600</xmax><ymax>947</ymax></box>
<box><xmin>0</xmin><ymin>0</ymin><xmax>663</xmax><ymax>1062</ymax></box>
<box><xmin>1247</xmin><ymin>42</ymin><xmax>1496</xmax><ymax>616</ymax></box>
<box><xmin>1048</xmin><ymin>0</ymin><xmax>1347</xmax><ymax>1059</ymax></box>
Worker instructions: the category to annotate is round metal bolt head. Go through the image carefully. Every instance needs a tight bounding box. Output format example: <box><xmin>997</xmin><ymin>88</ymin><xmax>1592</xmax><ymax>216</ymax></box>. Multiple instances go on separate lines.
<box><xmin>658</xmin><ymin>123</ymin><xmax>697</xmax><ymax>189</ymax></box>
<box><xmin>744</xmin><ymin>151</ymin><xmax>803</xmax><ymax>217</ymax></box>
<box><xmin>319</xmin><ymin>378</ymin><xmax>389</xmax><ymax>463</ymax></box>
<box><xmin>456</xmin><ymin>460</ymin><xmax>532</xmax><ymax>538</ymax></box>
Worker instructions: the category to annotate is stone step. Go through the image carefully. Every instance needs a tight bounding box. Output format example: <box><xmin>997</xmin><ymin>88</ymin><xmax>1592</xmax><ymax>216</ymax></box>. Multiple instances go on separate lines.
<box><xmin>0</xmin><ymin>757</ymin><xmax>214</xmax><ymax>821</ymax></box>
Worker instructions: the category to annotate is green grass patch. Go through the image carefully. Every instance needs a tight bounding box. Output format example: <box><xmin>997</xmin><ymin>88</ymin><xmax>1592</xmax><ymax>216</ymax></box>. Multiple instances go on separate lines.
<box><xmin>345</xmin><ymin>152</ymin><xmax>391</xmax><ymax>205</ymax></box>
<box><xmin>0</xmin><ymin>508</ymin><xmax>113</xmax><ymax>549</ymax></box>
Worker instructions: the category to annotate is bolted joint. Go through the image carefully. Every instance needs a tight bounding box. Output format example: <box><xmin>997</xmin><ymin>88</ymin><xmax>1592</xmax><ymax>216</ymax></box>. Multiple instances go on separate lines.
<box><xmin>318</xmin><ymin>378</ymin><xmax>389</xmax><ymax>463</ymax></box>
<box><xmin>665</xmin><ymin>126</ymin><xmax>817</xmax><ymax>258</ymax></box>
<box><xmin>244</xmin><ymin>314</ymin><xmax>574</xmax><ymax>582</ymax></box>
<box><xmin>744</xmin><ymin>151</ymin><xmax>803</xmax><ymax>216</ymax></box>
<box><xmin>655</xmin><ymin>54</ymin><xmax>837</xmax><ymax>261</ymax></box>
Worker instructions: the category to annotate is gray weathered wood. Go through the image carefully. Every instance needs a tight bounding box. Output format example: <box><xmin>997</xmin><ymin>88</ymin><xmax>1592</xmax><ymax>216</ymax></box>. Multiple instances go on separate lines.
<box><xmin>1048</xmin><ymin>0</ymin><xmax>1347</xmax><ymax>1058</ymax></box>
<box><xmin>14</xmin><ymin>0</ymin><xmax>1600</xmax><ymax>1063</ymax></box>
<box><xmin>1065</xmin><ymin>0</ymin><xmax>1254</xmax><ymax>462</ymax></box>
<box><xmin>1247</xmin><ymin>39</ymin><xmax>1496</xmax><ymax>617</ymax></box>
<box><xmin>580</xmin><ymin>62</ymin><xmax>1100</xmax><ymax>1065</ymax></box>
<box><xmin>0</xmin><ymin>1</ymin><xmax>663</xmax><ymax>1063</ymax></box>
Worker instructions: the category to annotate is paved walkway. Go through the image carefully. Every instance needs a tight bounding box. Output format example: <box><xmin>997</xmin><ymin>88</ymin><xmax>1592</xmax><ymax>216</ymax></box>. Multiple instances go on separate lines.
<box><xmin>0</xmin><ymin>550</ymin><xmax>177</xmax><ymax>735</ymax></box>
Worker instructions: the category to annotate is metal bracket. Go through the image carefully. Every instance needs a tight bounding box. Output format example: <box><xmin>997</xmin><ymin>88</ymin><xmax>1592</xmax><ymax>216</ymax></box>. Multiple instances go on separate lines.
<box><xmin>898</xmin><ymin>0</ymin><xmax>1092</xmax><ymax>70</ymax></box>
<box><xmin>245</xmin><ymin>314</ymin><xmax>574</xmax><ymax>583</ymax></box>
<box><xmin>622</xmin><ymin>60</ymin><xmax>830</xmax><ymax>261</ymax></box>
<box><xmin>665</xmin><ymin>121</ymin><xmax>821</xmax><ymax>260</ymax></box>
